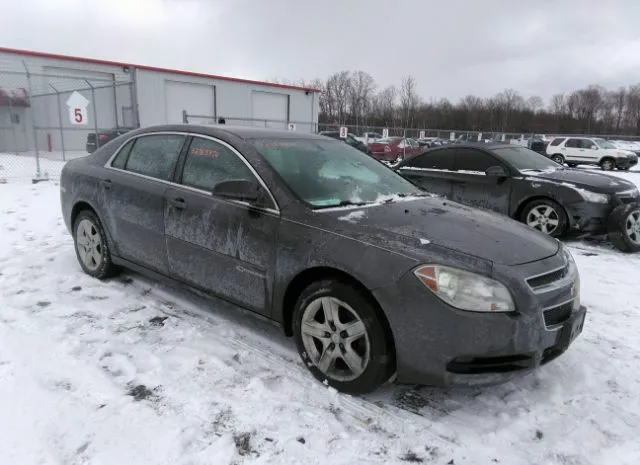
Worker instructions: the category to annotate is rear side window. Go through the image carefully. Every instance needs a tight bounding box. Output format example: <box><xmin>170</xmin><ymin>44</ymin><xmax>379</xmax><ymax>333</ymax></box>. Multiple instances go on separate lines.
<box><xmin>549</xmin><ymin>138</ymin><xmax>565</xmax><ymax>147</ymax></box>
<box><xmin>564</xmin><ymin>138</ymin><xmax>582</xmax><ymax>148</ymax></box>
<box><xmin>580</xmin><ymin>139</ymin><xmax>597</xmax><ymax>149</ymax></box>
<box><xmin>454</xmin><ymin>148</ymin><xmax>501</xmax><ymax>172</ymax></box>
<box><xmin>124</xmin><ymin>134</ymin><xmax>185</xmax><ymax>180</ymax></box>
<box><xmin>110</xmin><ymin>139</ymin><xmax>135</xmax><ymax>169</ymax></box>
<box><xmin>404</xmin><ymin>150</ymin><xmax>454</xmax><ymax>170</ymax></box>
<box><xmin>180</xmin><ymin>137</ymin><xmax>256</xmax><ymax>192</ymax></box>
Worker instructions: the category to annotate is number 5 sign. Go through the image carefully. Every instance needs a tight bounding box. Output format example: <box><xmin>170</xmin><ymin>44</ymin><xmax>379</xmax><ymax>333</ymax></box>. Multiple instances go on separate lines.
<box><xmin>66</xmin><ymin>91</ymin><xmax>90</xmax><ymax>126</ymax></box>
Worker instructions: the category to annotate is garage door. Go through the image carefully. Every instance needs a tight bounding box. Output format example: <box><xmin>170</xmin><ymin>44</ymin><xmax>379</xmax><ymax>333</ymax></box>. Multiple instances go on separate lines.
<box><xmin>251</xmin><ymin>91</ymin><xmax>288</xmax><ymax>129</ymax></box>
<box><xmin>164</xmin><ymin>81</ymin><xmax>215</xmax><ymax>124</ymax></box>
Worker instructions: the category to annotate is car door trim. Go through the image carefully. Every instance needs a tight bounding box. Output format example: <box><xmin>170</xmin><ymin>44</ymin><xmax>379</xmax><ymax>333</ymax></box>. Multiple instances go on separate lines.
<box><xmin>103</xmin><ymin>131</ymin><xmax>280</xmax><ymax>216</ymax></box>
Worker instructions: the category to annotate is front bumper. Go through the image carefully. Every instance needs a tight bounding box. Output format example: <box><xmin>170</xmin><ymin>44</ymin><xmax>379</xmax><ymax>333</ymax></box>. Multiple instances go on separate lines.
<box><xmin>374</xmin><ymin>251</ymin><xmax>586</xmax><ymax>386</ymax></box>
<box><xmin>615</xmin><ymin>156</ymin><xmax>638</xmax><ymax>169</ymax></box>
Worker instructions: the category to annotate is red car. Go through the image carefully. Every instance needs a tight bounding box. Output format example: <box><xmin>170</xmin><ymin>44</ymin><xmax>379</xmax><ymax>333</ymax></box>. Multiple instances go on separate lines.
<box><xmin>368</xmin><ymin>137</ymin><xmax>423</xmax><ymax>162</ymax></box>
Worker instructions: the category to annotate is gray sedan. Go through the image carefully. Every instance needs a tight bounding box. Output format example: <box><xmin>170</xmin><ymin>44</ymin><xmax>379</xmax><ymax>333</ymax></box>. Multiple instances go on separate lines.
<box><xmin>60</xmin><ymin>125</ymin><xmax>587</xmax><ymax>394</ymax></box>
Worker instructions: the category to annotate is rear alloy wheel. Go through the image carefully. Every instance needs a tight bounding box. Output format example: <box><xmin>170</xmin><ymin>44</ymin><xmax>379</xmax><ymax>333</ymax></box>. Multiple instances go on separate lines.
<box><xmin>73</xmin><ymin>210</ymin><xmax>119</xmax><ymax>279</ymax></box>
<box><xmin>551</xmin><ymin>154</ymin><xmax>565</xmax><ymax>165</ymax></box>
<box><xmin>520</xmin><ymin>199</ymin><xmax>568</xmax><ymax>237</ymax></box>
<box><xmin>293</xmin><ymin>280</ymin><xmax>393</xmax><ymax>394</ymax></box>
<box><xmin>608</xmin><ymin>204</ymin><xmax>640</xmax><ymax>253</ymax></box>
<box><xmin>600</xmin><ymin>158</ymin><xmax>615</xmax><ymax>171</ymax></box>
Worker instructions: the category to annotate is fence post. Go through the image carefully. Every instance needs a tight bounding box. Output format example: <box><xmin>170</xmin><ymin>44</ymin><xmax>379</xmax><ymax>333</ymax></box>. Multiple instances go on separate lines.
<box><xmin>23</xmin><ymin>60</ymin><xmax>43</xmax><ymax>181</ymax></box>
<box><xmin>50</xmin><ymin>84</ymin><xmax>66</xmax><ymax>161</ymax></box>
<box><xmin>182</xmin><ymin>110</ymin><xmax>188</xmax><ymax>123</ymax></box>
<box><xmin>85</xmin><ymin>79</ymin><xmax>100</xmax><ymax>150</ymax></box>
<box><xmin>7</xmin><ymin>93</ymin><xmax>18</xmax><ymax>155</ymax></box>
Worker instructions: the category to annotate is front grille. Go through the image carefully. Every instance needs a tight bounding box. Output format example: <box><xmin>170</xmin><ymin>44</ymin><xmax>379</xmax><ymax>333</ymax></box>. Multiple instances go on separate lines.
<box><xmin>543</xmin><ymin>301</ymin><xmax>573</xmax><ymax>327</ymax></box>
<box><xmin>527</xmin><ymin>265</ymin><xmax>569</xmax><ymax>289</ymax></box>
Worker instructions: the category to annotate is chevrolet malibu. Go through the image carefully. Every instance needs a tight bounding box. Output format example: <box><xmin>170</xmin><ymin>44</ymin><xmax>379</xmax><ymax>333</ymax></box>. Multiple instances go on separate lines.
<box><xmin>60</xmin><ymin>125</ymin><xmax>586</xmax><ymax>394</ymax></box>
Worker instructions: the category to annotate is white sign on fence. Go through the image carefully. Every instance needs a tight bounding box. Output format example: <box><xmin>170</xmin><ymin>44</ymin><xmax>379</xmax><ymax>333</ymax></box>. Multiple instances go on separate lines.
<box><xmin>501</xmin><ymin>133</ymin><xmax>506</xmax><ymax>142</ymax></box>
<box><xmin>382</xmin><ymin>128</ymin><xmax>389</xmax><ymax>138</ymax></box>
<box><xmin>419</xmin><ymin>130</ymin><xmax>425</xmax><ymax>139</ymax></box>
<box><xmin>449</xmin><ymin>132</ymin><xmax>455</xmax><ymax>141</ymax></box>
<box><xmin>288</xmin><ymin>123</ymin><xmax>296</xmax><ymax>132</ymax></box>
<box><xmin>339</xmin><ymin>126</ymin><xmax>348</xmax><ymax>138</ymax></box>
<box><xmin>66</xmin><ymin>91</ymin><xmax>89</xmax><ymax>126</ymax></box>
<box><xmin>477</xmin><ymin>132</ymin><xmax>483</xmax><ymax>141</ymax></box>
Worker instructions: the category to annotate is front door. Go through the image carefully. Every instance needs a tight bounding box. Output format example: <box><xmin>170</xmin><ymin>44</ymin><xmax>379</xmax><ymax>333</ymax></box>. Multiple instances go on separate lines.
<box><xmin>163</xmin><ymin>135</ymin><xmax>279</xmax><ymax>315</ymax></box>
<box><xmin>100</xmin><ymin>133</ymin><xmax>187</xmax><ymax>274</ymax></box>
<box><xmin>448</xmin><ymin>147</ymin><xmax>513</xmax><ymax>214</ymax></box>
<box><xmin>561</xmin><ymin>138</ymin><xmax>583</xmax><ymax>162</ymax></box>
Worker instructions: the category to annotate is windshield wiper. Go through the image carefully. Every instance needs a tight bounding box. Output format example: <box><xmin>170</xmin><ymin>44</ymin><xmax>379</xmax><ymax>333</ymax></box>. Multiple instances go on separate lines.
<box><xmin>314</xmin><ymin>200</ymin><xmax>368</xmax><ymax>209</ymax></box>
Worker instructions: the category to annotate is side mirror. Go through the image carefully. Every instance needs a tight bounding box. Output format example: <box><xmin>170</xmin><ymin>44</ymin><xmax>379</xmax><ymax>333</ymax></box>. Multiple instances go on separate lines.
<box><xmin>212</xmin><ymin>179</ymin><xmax>260</xmax><ymax>202</ymax></box>
<box><xmin>485</xmin><ymin>165</ymin><xmax>509</xmax><ymax>177</ymax></box>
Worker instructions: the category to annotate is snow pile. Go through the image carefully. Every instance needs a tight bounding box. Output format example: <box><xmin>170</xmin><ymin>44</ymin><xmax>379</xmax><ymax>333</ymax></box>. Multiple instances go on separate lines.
<box><xmin>1</xmin><ymin>174</ymin><xmax>640</xmax><ymax>464</ymax></box>
<box><xmin>338</xmin><ymin>210</ymin><xmax>366</xmax><ymax>223</ymax></box>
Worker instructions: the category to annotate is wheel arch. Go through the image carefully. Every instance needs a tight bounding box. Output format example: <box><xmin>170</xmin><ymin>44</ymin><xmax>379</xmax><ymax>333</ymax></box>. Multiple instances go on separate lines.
<box><xmin>513</xmin><ymin>195</ymin><xmax>569</xmax><ymax>223</ymax></box>
<box><xmin>70</xmin><ymin>200</ymin><xmax>99</xmax><ymax>228</ymax></box>
<box><xmin>280</xmin><ymin>266</ymin><xmax>396</xmax><ymax>368</ymax></box>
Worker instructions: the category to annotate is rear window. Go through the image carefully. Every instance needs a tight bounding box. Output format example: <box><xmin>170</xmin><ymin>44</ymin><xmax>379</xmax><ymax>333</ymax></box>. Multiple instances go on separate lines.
<box><xmin>549</xmin><ymin>138</ymin><xmax>565</xmax><ymax>147</ymax></box>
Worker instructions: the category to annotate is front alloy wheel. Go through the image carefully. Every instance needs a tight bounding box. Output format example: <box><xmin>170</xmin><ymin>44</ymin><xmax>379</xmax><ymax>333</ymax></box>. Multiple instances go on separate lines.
<box><xmin>300</xmin><ymin>297</ymin><xmax>369</xmax><ymax>382</ymax></box>
<box><xmin>520</xmin><ymin>199</ymin><xmax>568</xmax><ymax>237</ymax></box>
<box><xmin>73</xmin><ymin>210</ymin><xmax>119</xmax><ymax>279</ymax></box>
<box><xmin>601</xmin><ymin>159</ymin><xmax>615</xmax><ymax>171</ymax></box>
<box><xmin>293</xmin><ymin>280</ymin><xmax>394</xmax><ymax>394</ymax></box>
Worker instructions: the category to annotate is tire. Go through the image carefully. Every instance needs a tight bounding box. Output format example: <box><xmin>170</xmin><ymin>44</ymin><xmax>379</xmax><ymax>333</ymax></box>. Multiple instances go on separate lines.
<box><xmin>607</xmin><ymin>204</ymin><xmax>640</xmax><ymax>253</ymax></box>
<box><xmin>519</xmin><ymin>199</ymin><xmax>568</xmax><ymax>238</ymax></box>
<box><xmin>293</xmin><ymin>280</ymin><xmax>393</xmax><ymax>395</ymax></box>
<box><xmin>600</xmin><ymin>158</ymin><xmax>615</xmax><ymax>171</ymax></box>
<box><xmin>551</xmin><ymin>154</ymin><xmax>565</xmax><ymax>165</ymax></box>
<box><xmin>73</xmin><ymin>210</ymin><xmax>119</xmax><ymax>279</ymax></box>
<box><xmin>567</xmin><ymin>163</ymin><xmax>578</xmax><ymax>168</ymax></box>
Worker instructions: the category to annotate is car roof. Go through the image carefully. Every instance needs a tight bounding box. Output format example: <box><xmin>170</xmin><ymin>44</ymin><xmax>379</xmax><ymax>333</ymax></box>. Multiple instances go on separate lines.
<box><xmin>135</xmin><ymin>124</ymin><xmax>329</xmax><ymax>141</ymax></box>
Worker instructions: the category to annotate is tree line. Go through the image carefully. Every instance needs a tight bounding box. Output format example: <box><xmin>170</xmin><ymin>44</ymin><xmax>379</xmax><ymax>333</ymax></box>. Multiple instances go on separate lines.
<box><xmin>274</xmin><ymin>72</ymin><xmax>640</xmax><ymax>136</ymax></box>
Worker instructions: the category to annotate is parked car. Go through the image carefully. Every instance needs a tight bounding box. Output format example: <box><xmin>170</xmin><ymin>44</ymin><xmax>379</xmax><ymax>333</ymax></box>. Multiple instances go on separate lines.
<box><xmin>368</xmin><ymin>137</ymin><xmax>423</xmax><ymax>162</ymax></box>
<box><xmin>319</xmin><ymin>131</ymin><xmax>370</xmax><ymax>154</ymax></box>
<box><xmin>611</xmin><ymin>140</ymin><xmax>640</xmax><ymax>157</ymax></box>
<box><xmin>528</xmin><ymin>134</ymin><xmax>554</xmax><ymax>154</ymax></box>
<box><xmin>546</xmin><ymin>137</ymin><xmax>637</xmax><ymax>170</ymax></box>
<box><xmin>455</xmin><ymin>133</ymin><xmax>494</xmax><ymax>144</ymax></box>
<box><xmin>354</xmin><ymin>132</ymin><xmax>383</xmax><ymax>144</ymax></box>
<box><xmin>60</xmin><ymin>125</ymin><xmax>586</xmax><ymax>394</ymax></box>
<box><xmin>86</xmin><ymin>127</ymin><xmax>136</xmax><ymax>153</ymax></box>
<box><xmin>396</xmin><ymin>143</ymin><xmax>640</xmax><ymax>252</ymax></box>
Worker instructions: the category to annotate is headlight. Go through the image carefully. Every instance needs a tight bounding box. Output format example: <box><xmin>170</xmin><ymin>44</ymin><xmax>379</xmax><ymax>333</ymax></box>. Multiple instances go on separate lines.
<box><xmin>414</xmin><ymin>265</ymin><xmax>515</xmax><ymax>312</ymax></box>
<box><xmin>575</xmin><ymin>188</ymin><xmax>610</xmax><ymax>204</ymax></box>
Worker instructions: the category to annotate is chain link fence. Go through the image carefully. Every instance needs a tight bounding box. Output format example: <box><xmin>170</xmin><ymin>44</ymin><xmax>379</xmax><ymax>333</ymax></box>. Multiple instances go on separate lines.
<box><xmin>0</xmin><ymin>64</ymin><xmax>135</xmax><ymax>183</ymax></box>
<box><xmin>182</xmin><ymin>111</ymin><xmax>318</xmax><ymax>133</ymax></box>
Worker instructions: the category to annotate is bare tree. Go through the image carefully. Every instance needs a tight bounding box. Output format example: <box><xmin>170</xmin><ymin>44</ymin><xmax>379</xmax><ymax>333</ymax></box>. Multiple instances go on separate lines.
<box><xmin>527</xmin><ymin>96</ymin><xmax>544</xmax><ymax>113</ymax></box>
<box><xmin>374</xmin><ymin>85</ymin><xmax>397</xmax><ymax>126</ymax></box>
<box><xmin>348</xmin><ymin>71</ymin><xmax>376</xmax><ymax>127</ymax></box>
<box><xmin>400</xmin><ymin>76</ymin><xmax>420</xmax><ymax>128</ymax></box>
<box><xmin>325</xmin><ymin>71</ymin><xmax>352</xmax><ymax>123</ymax></box>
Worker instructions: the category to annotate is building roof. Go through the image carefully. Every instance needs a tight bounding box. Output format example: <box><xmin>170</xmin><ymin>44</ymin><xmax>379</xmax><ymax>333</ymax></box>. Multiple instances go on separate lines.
<box><xmin>0</xmin><ymin>47</ymin><xmax>321</xmax><ymax>93</ymax></box>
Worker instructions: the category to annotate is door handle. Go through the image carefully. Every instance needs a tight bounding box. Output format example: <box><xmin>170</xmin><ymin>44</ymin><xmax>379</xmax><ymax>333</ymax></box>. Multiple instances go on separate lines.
<box><xmin>168</xmin><ymin>197</ymin><xmax>187</xmax><ymax>210</ymax></box>
<box><xmin>100</xmin><ymin>179</ymin><xmax>112</xmax><ymax>190</ymax></box>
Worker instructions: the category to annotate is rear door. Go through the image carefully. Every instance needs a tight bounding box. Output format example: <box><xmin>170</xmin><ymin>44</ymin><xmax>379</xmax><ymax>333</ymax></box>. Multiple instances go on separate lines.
<box><xmin>163</xmin><ymin>135</ymin><xmax>279</xmax><ymax>315</ymax></box>
<box><xmin>562</xmin><ymin>138</ymin><xmax>583</xmax><ymax>162</ymax></box>
<box><xmin>101</xmin><ymin>132</ymin><xmax>187</xmax><ymax>274</ymax></box>
<box><xmin>397</xmin><ymin>148</ymin><xmax>456</xmax><ymax>197</ymax></box>
<box><xmin>448</xmin><ymin>147</ymin><xmax>513</xmax><ymax>214</ymax></box>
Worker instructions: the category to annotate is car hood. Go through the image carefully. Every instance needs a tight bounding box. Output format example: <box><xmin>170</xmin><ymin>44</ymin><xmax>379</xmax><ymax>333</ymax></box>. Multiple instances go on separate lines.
<box><xmin>322</xmin><ymin>197</ymin><xmax>559</xmax><ymax>266</ymax></box>
<box><xmin>521</xmin><ymin>168</ymin><xmax>636</xmax><ymax>193</ymax></box>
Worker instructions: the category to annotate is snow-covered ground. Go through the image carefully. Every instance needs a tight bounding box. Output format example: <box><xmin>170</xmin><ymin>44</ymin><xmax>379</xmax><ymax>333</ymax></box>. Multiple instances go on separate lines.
<box><xmin>1</xmin><ymin>168</ymin><xmax>640</xmax><ymax>464</ymax></box>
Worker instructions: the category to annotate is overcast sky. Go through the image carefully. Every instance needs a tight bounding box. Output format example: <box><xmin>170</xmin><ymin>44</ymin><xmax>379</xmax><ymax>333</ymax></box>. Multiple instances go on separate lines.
<box><xmin>2</xmin><ymin>0</ymin><xmax>640</xmax><ymax>105</ymax></box>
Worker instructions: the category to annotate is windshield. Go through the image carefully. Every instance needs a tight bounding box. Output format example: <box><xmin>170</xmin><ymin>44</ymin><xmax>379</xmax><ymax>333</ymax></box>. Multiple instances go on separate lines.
<box><xmin>594</xmin><ymin>139</ymin><xmax>617</xmax><ymax>149</ymax></box>
<box><xmin>492</xmin><ymin>146</ymin><xmax>562</xmax><ymax>172</ymax></box>
<box><xmin>251</xmin><ymin>138</ymin><xmax>422</xmax><ymax>208</ymax></box>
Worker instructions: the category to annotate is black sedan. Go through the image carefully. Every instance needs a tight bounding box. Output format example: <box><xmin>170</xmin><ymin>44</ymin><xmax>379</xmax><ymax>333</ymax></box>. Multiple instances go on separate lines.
<box><xmin>60</xmin><ymin>126</ymin><xmax>586</xmax><ymax>394</ymax></box>
<box><xmin>318</xmin><ymin>130</ymin><xmax>370</xmax><ymax>154</ymax></box>
<box><xmin>396</xmin><ymin>143</ymin><xmax>640</xmax><ymax>252</ymax></box>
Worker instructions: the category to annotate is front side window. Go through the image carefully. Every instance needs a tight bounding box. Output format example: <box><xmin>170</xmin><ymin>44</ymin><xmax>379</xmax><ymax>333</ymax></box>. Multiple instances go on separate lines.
<box><xmin>404</xmin><ymin>150</ymin><xmax>454</xmax><ymax>170</ymax></box>
<box><xmin>594</xmin><ymin>138</ymin><xmax>616</xmax><ymax>149</ymax></box>
<box><xmin>454</xmin><ymin>148</ymin><xmax>501</xmax><ymax>172</ymax></box>
<box><xmin>124</xmin><ymin>134</ymin><xmax>185</xmax><ymax>180</ymax></box>
<box><xmin>180</xmin><ymin>137</ymin><xmax>256</xmax><ymax>192</ymax></box>
<box><xmin>492</xmin><ymin>146</ymin><xmax>561</xmax><ymax>172</ymax></box>
<box><xmin>251</xmin><ymin>138</ymin><xmax>421</xmax><ymax>208</ymax></box>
